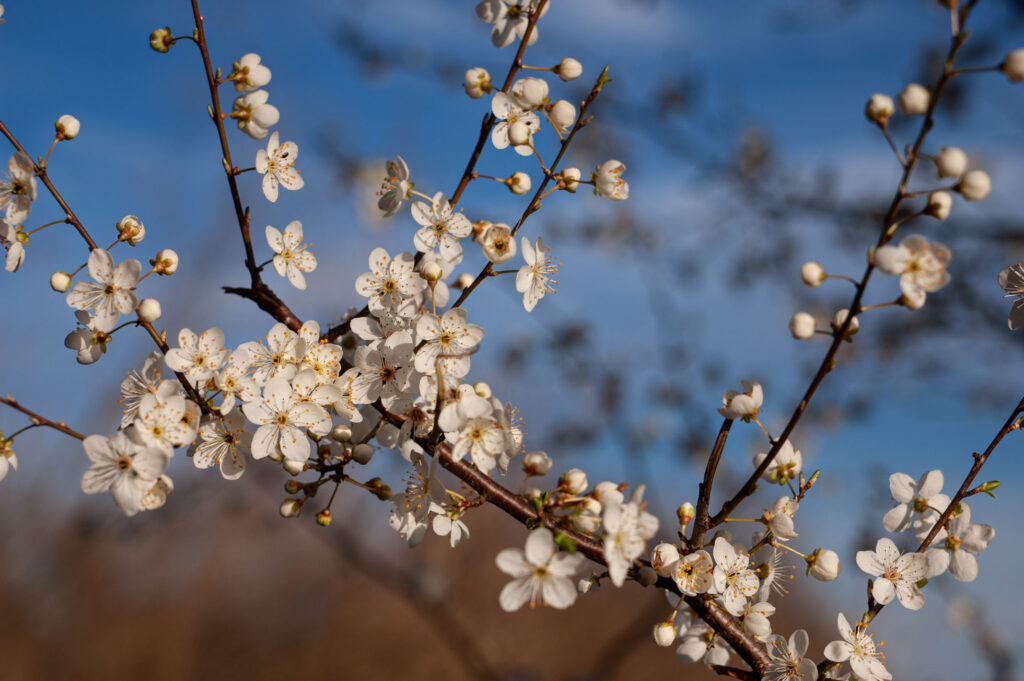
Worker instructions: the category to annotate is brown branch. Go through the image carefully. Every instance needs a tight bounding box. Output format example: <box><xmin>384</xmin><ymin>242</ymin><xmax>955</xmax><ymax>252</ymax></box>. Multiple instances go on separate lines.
<box><xmin>708</xmin><ymin>2</ymin><xmax>977</xmax><ymax>529</ymax></box>
<box><xmin>223</xmin><ymin>282</ymin><xmax>303</xmax><ymax>332</ymax></box>
<box><xmin>137</xmin><ymin>320</ymin><xmax>213</xmax><ymax>414</ymax></box>
<box><xmin>0</xmin><ymin>395</ymin><xmax>85</xmax><ymax>440</ymax></box>
<box><xmin>710</xmin><ymin>665</ymin><xmax>758</xmax><ymax>681</ymax></box>
<box><xmin>0</xmin><ymin>119</ymin><xmax>97</xmax><ymax>250</ymax></box>
<box><xmin>689</xmin><ymin>418</ymin><xmax>732</xmax><ymax>550</ymax></box>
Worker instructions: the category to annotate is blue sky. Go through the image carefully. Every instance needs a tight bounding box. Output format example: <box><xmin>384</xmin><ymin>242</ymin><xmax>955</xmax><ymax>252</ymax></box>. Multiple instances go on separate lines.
<box><xmin>1</xmin><ymin>1</ymin><xmax>1023</xmax><ymax>678</ymax></box>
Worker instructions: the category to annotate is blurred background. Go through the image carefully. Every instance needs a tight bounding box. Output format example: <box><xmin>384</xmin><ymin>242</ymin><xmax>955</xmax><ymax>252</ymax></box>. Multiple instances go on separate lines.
<box><xmin>0</xmin><ymin>0</ymin><xmax>1022</xmax><ymax>679</ymax></box>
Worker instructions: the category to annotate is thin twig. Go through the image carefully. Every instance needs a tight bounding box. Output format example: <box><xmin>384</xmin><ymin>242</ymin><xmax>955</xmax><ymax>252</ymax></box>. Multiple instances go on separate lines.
<box><xmin>0</xmin><ymin>395</ymin><xmax>85</xmax><ymax>440</ymax></box>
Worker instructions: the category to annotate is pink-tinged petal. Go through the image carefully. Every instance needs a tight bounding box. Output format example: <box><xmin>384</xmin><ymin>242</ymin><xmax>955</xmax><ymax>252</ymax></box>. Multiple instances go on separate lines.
<box><xmin>524</xmin><ymin>528</ymin><xmax>556</xmax><ymax>565</ymax></box>
<box><xmin>950</xmin><ymin>550</ymin><xmax>979</xmax><ymax>582</ymax></box>
<box><xmin>87</xmin><ymin>248</ymin><xmax>114</xmax><ymax>282</ymax></box>
<box><xmin>917</xmin><ymin>469</ymin><xmax>944</xmax><ymax>498</ymax></box>
<box><xmin>265</xmin><ymin>225</ymin><xmax>284</xmax><ymax>253</ymax></box>
<box><xmin>889</xmin><ymin>472</ymin><xmax>916</xmax><ymax>502</ymax></box>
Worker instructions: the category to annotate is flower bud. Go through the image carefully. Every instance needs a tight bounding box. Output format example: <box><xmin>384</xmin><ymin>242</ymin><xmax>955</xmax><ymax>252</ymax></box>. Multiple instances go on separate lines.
<box><xmin>55</xmin><ymin>114</ymin><xmax>80</xmax><ymax>140</ymax></box>
<box><xmin>653</xmin><ymin>621</ymin><xmax>677</xmax><ymax>647</ymax></box>
<box><xmin>149</xmin><ymin>27</ymin><xmax>173</xmax><ymax>53</ymax></box>
<box><xmin>807</xmin><ymin>548</ymin><xmax>842</xmax><ymax>581</ymax></box>
<box><xmin>463</xmin><ymin>67</ymin><xmax>492</xmax><ymax>99</ymax></box>
<box><xmin>152</xmin><ymin>249</ymin><xmax>178</xmax><ymax>275</ymax></box>
<box><xmin>831</xmin><ymin>309</ymin><xmax>859</xmax><ymax>339</ymax></box>
<box><xmin>800</xmin><ymin>262</ymin><xmax>825</xmax><ymax>288</ymax></box>
<box><xmin>331</xmin><ymin>424</ymin><xmax>352</xmax><ymax>442</ymax></box>
<box><xmin>636</xmin><ymin>566</ymin><xmax>658</xmax><ymax>587</ymax></box>
<box><xmin>351</xmin><ymin>443</ymin><xmax>374</xmax><ymax>465</ymax></box>
<box><xmin>935</xmin><ymin>146</ymin><xmax>968</xmax><ymax>179</ymax></box>
<box><xmin>522</xmin><ymin>450</ymin><xmax>552</xmax><ymax>476</ymax></box>
<box><xmin>864</xmin><ymin>94</ymin><xmax>894</xmax><ymax>125</ymax></box>
<box><xmin>282</xmin><ymin>459</ymin><xmax>304</xmax><ymax>476</ymax></box>
<box><xmin>421</xmin><ymin>260</ymin><xmax>444</xmax><ymax>282</ymax></box>
<box><xmin>549</xmin><ymin>99</ymin><xmax>576</xmax><ymax>132</ymax></box>
<box><xmin>925</xmin><ymin>190</ymin><xmax>952</xmax><ymax>220</ymax></box>
<box><xmin>556</xmin><ymin>57</ymin><xmax>583</xmax><ymax>82</ymax></box>
<box><xmin>651</xmin><ymin>542</ymin><xmax>681</xmax><ymax>577</ymax></box>
<box><xmin>593</xmin><ymin>481</ymin><xmax>624</xmax><ymax>507</ymax></box>
<box><xmin>560</xmin><ymin>468</ymin><xmax>588</xmax><ymax>495</ymax></box>
<box><xmin>559</xmin><ymin>167</ymin><xmax>581</xmax><ymax>192</ymax></box>
<box><xmin>508</xmin><ymin>120</ymin><xmax>532</xmax><ymax>147</ymax></box>
<box><xmin>958</xmin><ymin>169</ymin><xmax>991</xmax><ymax>201</ymax></box>
<box><xmin>897</xmin><ymin>83</ymin><xmax>930</xmax><ymax>115</ymax></box>
<box><xmin>578</xmin><ymin>576</ymin><xmax>599</xmax><ymax>594</ymax></box>
<box><xmin>979</xmin><ymin>480</ymin><xmax>1000</xmax><ymax>496</ymax></box>
<box><xmin>508</xmin><ymin>171</ymin><xmax>531</xmax><ymax>195</ymax></box>
<box><xmin>284</xmin><ymin>479</ymin><xmax>303</xmax><ymax>494</ymax></box>
<box><xmin>136</xmin><ymin>298</ymin><xmax>162</xmax><ymax>323</ymax></box>
<box><xmin>316</xmin><ymin>509</ymin><xmax>332</xmax><ymax>527</ymax></box>
<box><xmin>900</xmin><ymin>288</ymin><xmax>926</xmax><ymax>311</ymax></box>
<box><xmin>117</xmin><ymin>215</ymin><xmax>145</xmax><ymax>246</ymax></box>
<box><xmin>523</xmin><ymin>487</ymin><xmax>543</xmax><ymax>500</ymax></box>
<box><xmin>789</xmin><ymin>312</ymin><xmax>816</xmax><ymax>340</ymax></box>
<box><xmin>677</xmin><ymin>501</ymin><xmax>695</xmax><ymax>526</ymax></box>
<box><xmin>49</xmin><ymin>271</ymin><xmax>71</xmax><ymax>292</ymax></box>
<box><xmin>1002</xmin><ymin>48</ymin><xmax>1024</xmax><ymax>82</ymax></box>
<box><xmin>512</xmin><ymin>76</ymin><xmax>549</xmax><ymax>108</ymax></box>
<box><xmin>573</xmin><ymin>497</ymin><xmax>602</xmax><ymax>533</ymax></box>
<box><xmin>279</xmin><ymin>498</ymin><xmax>303</xmax><ymax>518</ymax></box>
<box><xmin>454</xmin><ymin>272</ymin><xmax>474</xmax><ymax>289</ymax></box>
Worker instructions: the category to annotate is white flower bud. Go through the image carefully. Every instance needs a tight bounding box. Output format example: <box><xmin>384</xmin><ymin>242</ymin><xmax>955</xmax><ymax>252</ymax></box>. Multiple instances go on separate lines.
<box><xmin>560</xmin><ymin>468</ymin><xmax>588</xmax><ymax>495</ymax></box>
<box><xmin>523</xmin><ymin>450</ymin><xmax>552</xmax><ymax>476</ymax></box>
<box><xmin>512</xmin><ymin>76</ymin><xmax>549</xmax><ymax>108</ymax></box>
<box><xmin>789</xmin><ymin>312</ymin><xmax>816</xmax><ymax>340</ymax></box>
<box><xmin>549</xmin><ymin>99</ymin><xmax>577</xmax><ymax>132</ymax></box>
<box><xmin>153</xmin><ymin>249</ymin><xmax>178</xmax><ymax>275</ymax></box>
<box><xmin>864</xmin><ymin>94</ymin><xmax>894</xmax><ymax>124</ymax></box>
<box><xmin>421</xmin><ymin>261</ymin><xmax>444</xmax><ymax>282</ymax></box>
<box><xmin>573</xmin><ymin>497</ymin><xmax>602</xmax><ymax>533</ymax></box>
<box><xmin>55</xmin><ymin>114</ymin><xmax>80</xmax><ymax>140</ymax></box>
<box><xmin>49</xmin><ymin>271</ymin><xmax>71</xmax><ymax>292</ymax></box>
<box><xmin>508</xmin><ymin>120</ymin><xmax>532</xmax><ymax>147</ymax></box>
<box><xmin>935</xmin><ymin>146</ymin><xmax>968</xmax><ymax>178</ymax></box>
<box><xmin>508</xmin><ymin>171</ymin><xmax>531</xmax><ymax>195</ymax></box>
<box><xmin>831</xmin><ymin>309</ymin><xmax>859</xmax><ymax>338</ymax></box>
<box><xmin>523</xmin><ymin>487</ymin><xmax>543</xmax><ymax>500</ymax></box>
<box><xmin>136</xmin><ymin>298</ymin><xmax>162</xmax><ymax>323</ymax></box>
<box><xmin>454</xmin><ymin>272</ymin><xmax>475</xmax><ymax>289</ymax></box>
<box><xmin>677</xmin><ymin>501</ymin><xmax>695</xmax><ymax>526</ymax></box>
<box><xmin>958</xmin><ymin>169</ymin><xmax>991</xmax><ymax>201</ymax></box>
<box><xmin>800</xmin><ymin>262</ymin><xmax>825</xmax><ymax>288</ymax></box>
<box><xmin>149</xmin><ymin>27</ymin><xmax>173</xmax><ymax>53</ymax></box>
<box><xmin>282</xmin><ymin>459</ymin><xmax>304</xmax><ymax>476</ymax></box>
<box><xmin>351</xmin><ymin>443</ymin><xmax>374</xmax><ymax>465</ymax></box>
<box><xmin>651</xmin><ymin>542</ymin><xmax>681</xmax><ymax>577</ymax></box>
<box><xmin>593</xmin><ymin>481</ymin><xmax>624</xmax><ymax>507</ymax></box>
<box><xmin>1002</xmin><ymin>49</ymin><xmax>1024</xmax><ymax>82</ymax></box>
<box><xmin>636</xmin><ymin>566</ymin><xmax>658</xmax><ymax>587</ymax></box>
<box><xmin>897</xmin><ymin>83</ymin><xmax>930</xmax><ymax>115</ymax></box>
<box><xmin>578</xmin><ymin>577</ymin><xmax>598</xmax><ymax>594</ymax></box>
<box><xmin>807</xmin><ymin>548</ymin><xmax>842</xmax><ymax>581</ymax></box>
<box><xmin>464</xmin><ymin>67</ymin><xmax>492</xmax><ymax>98</ymax></box>
<box><xmin>559</xmin><ymin>167</ymin><xmax>581</xmax><ymax>192</ymax></box>
<box><xmin>331</xmin><ymin>424</ymin><xmax>352</xmax><ymax>442</ymax></box>
<box><xmin>653</xmin><ymin>621</ymin><xmax>677</xmax><ymax>647</ymax></box>
<box><xmin>473</xmin><ymin>382</ymin><xmax>491</xmax><ymax>398</ymax></box>
<box><xmin>556</xmin><ymin>57</ymin><xmax>583</xmax><ymax>82</ymax></box>
<box><xmin>117</xmin><ymin>215</ymin><xmax>145</xmax><ymax>246</ymax></box>
<box><xmin>925</xmin><ymin>190</ymin><xmax>953</xmax><ymax>220</ymax></box>
<box><xmin>900</xmin><ymin>288</ymin><xmax>926</xmax><ymax>311</ymax></box>
<box><xmin>279</xmin><ymin>498</ymin><xmax>303</xmax><ymax>518</ymax></box>
<box><xmin>316</xmin><ymin>509</ymin><xmax>332</xmax><ymax>527</ymax></box>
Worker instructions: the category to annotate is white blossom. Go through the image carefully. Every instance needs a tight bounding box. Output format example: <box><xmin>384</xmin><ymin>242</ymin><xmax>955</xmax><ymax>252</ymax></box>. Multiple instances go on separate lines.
<box><xmin>233</xmin><ymin>89</ymin><xmax>279</xmax><ymax>139</ymax></box>
<box><xmin>256</xmin><ymin>132</ymin><xmax>304</xmax><ymax>202</ymax></box>
<box><xmin>81</xmin><ymin>432</ymin><xmax>171</xmax><ymax>517</ymax></box>
<box><xmin>856</xmin><ymin>537</ymin><xmax>927</xmax><ymax>610</ymax></box>
<box><xmin>0</xmin><ymin>151</ymin><xmax>36</xmax><ymax>225</ymax></box>
<box><xmin>411</xmin><ymin>192</ymin><xmax>472</xmax><ymax>260</ymax></box>
<box><xmin>65</xmin><ymin>248</ymin><xmax>141</xmax><ymax>332</ymax></box>
<box><xmin>192</xmin><ymin>410</ymin><xmax>251</xmax><ymax>480</ymax></box>
<box><xmin>475</xmin><ymin>0</ymin><xmax>550</xmax><ymax>49</ymax></box>
<box><xmin>764</xmin><ymin>629</ymin><xmax>818</xmax><ymax>681</ymax></box>
<box><xmin>495</xmin><ymin>528</ymin><xmax>584</xmax><ymax>611</ymax></box>
<box><xmin>516</xmin><ymin>236</ymin><xmax>559</xmax><ymax>312</ymax></box>
<box><xmin>823</xmin><ymin>613</ymin><xmax>891</xmax><ymax>681</ymax></box>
